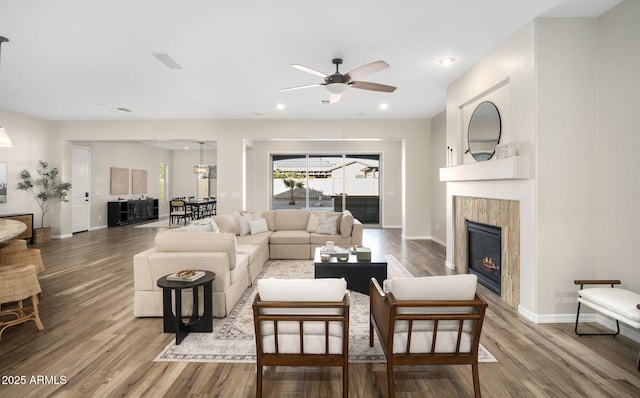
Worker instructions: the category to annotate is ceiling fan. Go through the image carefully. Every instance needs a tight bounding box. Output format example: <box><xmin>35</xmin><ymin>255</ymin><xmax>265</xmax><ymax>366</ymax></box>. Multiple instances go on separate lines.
<box><xmin>279</xmin><ymin>58</ymin><xmax>396</xmax><ymax>104</ymax></box>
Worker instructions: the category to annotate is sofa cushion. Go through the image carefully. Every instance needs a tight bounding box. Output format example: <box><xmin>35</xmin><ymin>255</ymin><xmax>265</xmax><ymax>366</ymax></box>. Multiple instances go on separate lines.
<box><xmin>579</xmin><ymin>288</ymin><xmax>640</xmax><ymax>324</ymax></box>
<box><xmin>214</xmin><ymin>214</ymin><xmax>240</xmax><ymax>235</ymax></box>
<box><xmin>155</xmin><ymin>230</ymin><xmax>238</xmax><ymax>269</ymax></box>
<box><xmin>309</xmin><ymin>233</ymin><xmax>352</xmax><ymax>246</ymax></box>
<box><xmin>258</xmin><ymin>278</ymin><xmax>347</xmax><ymax>302</ymax></box>
<box><xmin>270</xmin><ymin>230</ymin><xmax>310</xmax><ymax>245</ymax></box>
<box><xmin>306</xmin><ymin>212</ymin><xmax>319</xmax><ymax>232</ymax></box>
<box><xmin>340</xmin><ymin>210</ymin><xmax>354</xmax><ymax>237</ymax></box>
<box><xmin>236</xmin><ymin>231</ymin><xmax>271</xmax><ymax>249</ymax></box>
<box><xmin>274</xmin><ymin>209</ymin><xmax>310</xmax><ymax>231</ymax></box>
<box><xmin>384</xmin><ymin>274</ymin><xmax>477</xmax><ymax>301</ymax></box>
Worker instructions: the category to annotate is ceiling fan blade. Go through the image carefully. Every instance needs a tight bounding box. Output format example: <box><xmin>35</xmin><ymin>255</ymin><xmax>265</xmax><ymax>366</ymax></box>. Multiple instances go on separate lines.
<box><xmin>345</xmin><ymin>60</ymin><xmax>389</xmax><ymax>80</ymax></box>
<box><xmin>278</xmin><ymin>83</ymin><xmax>322</xmax><ymax>92</ymax></box>
<box><xmin>351</xmin><ymin>81</ymin><xmax>397</xmax><ymax>93</ymax></box>
<box><xmin>290</xmin><ymin>64</ymin><xmax>327</xmax><ymax>78</ymax></box>
<box><xmin>329</xmin><ymin>93</ymin><xmax>342</xmax><ymax>104</ymax></box>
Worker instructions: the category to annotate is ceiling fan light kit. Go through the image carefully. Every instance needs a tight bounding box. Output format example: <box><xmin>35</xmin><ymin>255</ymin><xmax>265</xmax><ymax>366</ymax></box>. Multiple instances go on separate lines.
<box><xmin>280</xmin><ymin>57</ymin><xmax>396</xmax><ymax>104</ymax></box>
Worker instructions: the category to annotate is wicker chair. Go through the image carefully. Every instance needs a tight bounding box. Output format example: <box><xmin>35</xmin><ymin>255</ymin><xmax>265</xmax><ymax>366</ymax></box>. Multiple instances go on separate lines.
<box><xmin>0</xmin><ymin>239</ymin><xmax>28</xmax><ymax>253</ymax></box>
<box><xmin>0</xmin><ymin>246</ymin><xmax>45</xmax><ymax>273</ymax></box>
<box><xmin>252</xmin><ymin>278</ymin><xmax>350</xmax><ymax>398</ymax></box>
<box><xmin>0</xmin><ymin>264</ymin><xmax>44</xmax><ymax>339</ymax></box>
<box><xmin>369</xmin><ymin>274</ymin><xmax>488</xmax><ymax>398</ymax></box>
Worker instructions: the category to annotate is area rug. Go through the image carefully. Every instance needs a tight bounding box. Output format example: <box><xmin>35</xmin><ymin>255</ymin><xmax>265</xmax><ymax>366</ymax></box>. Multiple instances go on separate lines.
<box><xmin>134</xmin><ymin>217</ymin><xmax>180</xmax><ymax>228</ymax></box>
<box><xmin>154</xmin><ymin>256</ymin><xmax>497</xmax><ymax>363</ymax></box>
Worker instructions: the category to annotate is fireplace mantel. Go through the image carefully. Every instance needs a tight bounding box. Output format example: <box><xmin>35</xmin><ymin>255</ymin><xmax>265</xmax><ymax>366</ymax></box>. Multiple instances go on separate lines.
<box><xmin>440</xmin><ymin>156</ymin><xmax>530</xmax><ymax>182</ymax></box>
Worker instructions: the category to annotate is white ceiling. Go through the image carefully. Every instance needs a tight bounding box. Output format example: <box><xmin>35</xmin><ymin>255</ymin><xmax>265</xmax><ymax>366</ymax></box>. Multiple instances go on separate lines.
<box><xmin>0</xmin><ymin>0</ymin><xmax>621</xmax><ymax>121</ymax></box>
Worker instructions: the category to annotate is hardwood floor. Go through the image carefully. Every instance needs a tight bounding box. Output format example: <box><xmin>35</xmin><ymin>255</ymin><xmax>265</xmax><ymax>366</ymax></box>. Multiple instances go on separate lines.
<box><xmin>1</xmin><ymin>225</ymin><xmax>639</xmax><ymax>397</ymax></box>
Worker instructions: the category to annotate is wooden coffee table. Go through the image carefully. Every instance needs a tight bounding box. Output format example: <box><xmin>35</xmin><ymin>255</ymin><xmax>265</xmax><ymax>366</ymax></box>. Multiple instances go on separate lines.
<box><xmin>313</xmin><ymin>247</ymin><xmax>387</xmax><ymax>295</ymax></box>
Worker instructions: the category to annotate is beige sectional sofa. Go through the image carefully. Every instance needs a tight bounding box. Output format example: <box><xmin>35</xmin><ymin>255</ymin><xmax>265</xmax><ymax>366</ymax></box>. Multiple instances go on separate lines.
<box><xmin>133</xmin><ymin>209</ymin><xmax>362</xmax><ymax>318</ymax></box>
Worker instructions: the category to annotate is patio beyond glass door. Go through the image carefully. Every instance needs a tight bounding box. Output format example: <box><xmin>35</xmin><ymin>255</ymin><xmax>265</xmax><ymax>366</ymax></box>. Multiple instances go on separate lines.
<box><xmin>271</xmin><ymin>154</ymin><xmax>380</xmax><ymax>224</ymax></box>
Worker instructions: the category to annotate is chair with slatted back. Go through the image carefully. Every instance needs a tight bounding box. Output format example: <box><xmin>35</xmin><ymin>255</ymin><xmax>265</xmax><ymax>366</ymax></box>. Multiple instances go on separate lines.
<box><xmin>169</xmin><ymin>200</ymin><xmax>192</xmax><ymax>226</ymax></box>
<box><xmin>252</xmin><ymin>278</ymin><xmax>350</xmax><ymax>398</ymax></box>
<box><xmin>369</xmin><ymin>274</ymin><xmax>488</xmax><ymax>398</ymax></box>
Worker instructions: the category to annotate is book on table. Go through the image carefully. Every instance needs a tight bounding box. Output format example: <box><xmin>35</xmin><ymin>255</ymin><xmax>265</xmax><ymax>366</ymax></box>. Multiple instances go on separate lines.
<box><xmin>167</xmin><ymin>270</ymin><xmax>205</xmax><ymax>282</ymax></box>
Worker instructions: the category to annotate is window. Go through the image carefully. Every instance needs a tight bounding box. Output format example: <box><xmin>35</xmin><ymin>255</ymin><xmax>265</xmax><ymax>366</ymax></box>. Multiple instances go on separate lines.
<box><xmin>159</xmin><ymin>163</ymin><xmax>168</xmax><ymax>201</ymax></box>
<box><xmin>271</xmin><ymin>154</ymin><xmax>380</xmax><ymax>224</ymax></box>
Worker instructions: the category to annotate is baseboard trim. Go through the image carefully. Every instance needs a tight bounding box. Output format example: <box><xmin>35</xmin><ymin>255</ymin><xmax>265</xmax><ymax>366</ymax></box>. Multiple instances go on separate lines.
<box><xmin>518</xmin><ymin>308</ymin><xmax>640</xmax><ymax>344</ymax></box>
<box><xmin>404</xmin><ymin>235</ymin><xmax>430</xmax><ymax>240</ymax></box>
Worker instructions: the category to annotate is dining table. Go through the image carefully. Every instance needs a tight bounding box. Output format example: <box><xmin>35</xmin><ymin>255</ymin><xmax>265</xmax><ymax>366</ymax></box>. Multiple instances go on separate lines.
<box><xmin>185</xmin><ymin>198</ymin><xmax>216</xmax><ymax>220</ymax></box>
<box><xmin>0</xmin><ymin>219</ymin><xmax>27</xmax><ymax>242</ymax></box>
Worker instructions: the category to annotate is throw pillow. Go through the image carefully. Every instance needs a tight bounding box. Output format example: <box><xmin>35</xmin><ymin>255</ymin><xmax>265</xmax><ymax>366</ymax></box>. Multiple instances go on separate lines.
<box><xmin>306</xmin><ymin>212</ymin><xmax>320</xmax><ymax>232</ymax></box>
<box><xmin>186</xmin><ymin>222</ymin><xmax>213</xmax><ymax>232</ymax></box>
<box><xmin>316</xmin><ymin>213</ymin><xmax>339</xmax><ymax>235</ymax></box>
<box><xmin>249</xmin><ymin>218</ymin><xmax>269</xmax><ymax>235</ymax></box>
<box><xmin>236</xmin><ymin>213</ymin><xmax>253</xmax><ymax>236</ymax></box>
<box><xmin>340</xmin><ymin>210</ymin><xmax>354</xmax><ymax>237</ymax></box>
<box><xmin>189</xmin><ymin>217</ymin><xmax>221</xmax><ymax>232</ymax></box>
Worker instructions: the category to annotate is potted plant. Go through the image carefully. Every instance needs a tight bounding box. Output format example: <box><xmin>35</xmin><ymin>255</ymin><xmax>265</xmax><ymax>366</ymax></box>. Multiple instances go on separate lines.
<box><xmin>17</xmin><ymin>160</ymin><xmax>72</xmax><ymax>243</ymax></box>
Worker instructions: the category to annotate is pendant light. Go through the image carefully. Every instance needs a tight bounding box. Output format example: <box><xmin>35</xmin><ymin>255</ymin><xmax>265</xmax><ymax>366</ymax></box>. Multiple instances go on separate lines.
<box><xmin>192</xmin><ymin>142</ymin><xmax>209</xmax><ymax>178</ymax></box>
<box><xmin>0</xmin><ymin>36</ymin><xmax>11</xmax><ymax>147</ymax></box>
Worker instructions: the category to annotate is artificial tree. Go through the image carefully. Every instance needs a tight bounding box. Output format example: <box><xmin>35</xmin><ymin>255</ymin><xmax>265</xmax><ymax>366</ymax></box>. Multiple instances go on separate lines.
<box><xmin>17</xmin><ymin>160</ymin><xmax>72</xmax><ymax>238</ymax></box>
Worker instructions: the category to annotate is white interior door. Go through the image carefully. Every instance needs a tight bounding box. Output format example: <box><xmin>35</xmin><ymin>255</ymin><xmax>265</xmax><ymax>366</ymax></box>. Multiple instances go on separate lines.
<box><xmin>72</xmin><ymin>146</ymin><xmax>91</xmax><ymax>233</ymax></box>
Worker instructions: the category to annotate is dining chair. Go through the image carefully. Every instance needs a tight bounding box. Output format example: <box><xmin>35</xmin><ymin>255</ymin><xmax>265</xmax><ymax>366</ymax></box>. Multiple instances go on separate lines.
<box><xmin>169</xmin><ymin>200</ymin><xmax>192</xmax><ymax>226</ymax></box>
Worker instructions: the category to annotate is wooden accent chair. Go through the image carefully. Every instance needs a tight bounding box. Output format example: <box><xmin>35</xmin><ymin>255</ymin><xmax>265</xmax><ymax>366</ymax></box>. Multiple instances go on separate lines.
<box><xmin>169</xmin><ymin>200</ymin><xmax>192</xmax><ymax>226</ymax></box>
<box><xmin>252</xmin><ymin>278</ymin><xmax>350</xmax><ymax>398</ymax></box>
<box><xmin>369</xmin><ymin>274</ymin><xmax>488</xmax><ymax>398</ymax></box>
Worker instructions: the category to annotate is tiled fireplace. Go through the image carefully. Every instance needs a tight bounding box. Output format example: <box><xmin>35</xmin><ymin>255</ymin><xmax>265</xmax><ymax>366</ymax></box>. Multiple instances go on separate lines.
<box><xmin>454</xmin><ymin>196</ymin><xmax>520</xmax><ymax>307</ymax></box>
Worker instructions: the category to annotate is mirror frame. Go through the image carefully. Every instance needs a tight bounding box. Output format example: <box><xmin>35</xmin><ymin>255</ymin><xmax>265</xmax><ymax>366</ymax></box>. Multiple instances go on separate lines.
<box><xmin>466</xmin><ymin>101</ymin><xmax>502</xmax><ymax>161</ymax></box>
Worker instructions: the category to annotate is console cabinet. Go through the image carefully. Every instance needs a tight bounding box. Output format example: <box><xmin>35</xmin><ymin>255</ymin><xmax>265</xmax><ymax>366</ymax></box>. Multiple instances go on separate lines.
<box><xmin>108</xmin><ymin>199</ymin><xmax>159</xmax><ymax>227</ymax></box>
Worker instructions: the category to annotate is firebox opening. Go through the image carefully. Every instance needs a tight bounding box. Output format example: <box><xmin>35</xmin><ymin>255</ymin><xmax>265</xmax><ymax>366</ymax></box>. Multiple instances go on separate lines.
<box><xmin>467</xmin><ymin>220</ymin><xmax>501</xmax><ymax>295</ymax></box>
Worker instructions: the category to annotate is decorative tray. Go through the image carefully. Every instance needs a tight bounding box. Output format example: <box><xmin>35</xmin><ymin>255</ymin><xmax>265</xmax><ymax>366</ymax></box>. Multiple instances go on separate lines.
<box><xmin>167</xmin><ymin>270</ymin><xmax>205</xmax><ymax>282</ymax></box>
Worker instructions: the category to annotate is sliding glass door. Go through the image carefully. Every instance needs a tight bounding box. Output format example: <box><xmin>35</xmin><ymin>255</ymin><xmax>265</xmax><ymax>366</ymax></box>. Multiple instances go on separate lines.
<box><xmin>271</xmin><ymin>153</ymin><xmax>380</xmax><ymax>224</ymax></box>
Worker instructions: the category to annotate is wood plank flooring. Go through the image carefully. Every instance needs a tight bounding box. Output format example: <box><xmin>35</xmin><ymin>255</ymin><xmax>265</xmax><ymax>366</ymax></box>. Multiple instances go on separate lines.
<box><xmin>1</xmin><ymin>225</ymin><xmax>639</xmax><ymax>397</ymax></box>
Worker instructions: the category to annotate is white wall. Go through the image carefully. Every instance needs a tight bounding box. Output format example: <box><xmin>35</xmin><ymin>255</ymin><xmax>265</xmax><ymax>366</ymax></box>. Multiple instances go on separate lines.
<box><xmin>2</xmin><ymin>118</ymin><xmax>431</xmax><ymax>238</ymax></box>
<box><xmin>443</xmin><ymin>0</ymin><xmax>639</xmax><ymax>327</ymax></box>
<box><xmin>535</xmin><ymin>18</ymin><xmax>598</xmax><ymax>316</ymax></box>
<box><xmin>0</xmin><ymin>109</ymin><xmax>55</xmax><ymax>230</ymax></box>
<box><xmin>87</xmin><ymin>142</ymin><xmax>173</xmax><ymax>229</ymax></box>
<box><xmin>596</xmin><ymin>0</ymin><xmax>640</xmax><ymax>294</ymax></box>
<box><xmin>430</xmin><ymin>110</ymin><xmax>446</xmax><ymax>245</ymax></box>
<box><xmin>445</xmin><ymin>22</ymin><xmax>538</xmax><ymax>313</ymax></box>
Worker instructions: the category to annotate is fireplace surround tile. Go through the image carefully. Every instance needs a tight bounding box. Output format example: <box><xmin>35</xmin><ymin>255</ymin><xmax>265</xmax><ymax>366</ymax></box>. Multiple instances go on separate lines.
<box><xmin>454</xmin><ymin>196</ymin><xmax>520</xmax><ymax>307</ymax></box>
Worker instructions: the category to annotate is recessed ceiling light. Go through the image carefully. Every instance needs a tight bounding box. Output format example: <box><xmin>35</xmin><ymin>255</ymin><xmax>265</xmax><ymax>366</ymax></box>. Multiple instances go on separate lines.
<box><xmin>276</xmin><ymin>103</ymin><xmax>286</xmax><ymax>110</ymax></box>
<box><xmin>437</xmin><ymin>57</ymin><xmax>456</xmax><ymax>66</ymax></box>
<box><xmin>379</xmin><ymin>103</ymin><xmax>389</xmax><ymax>110</ymax></box>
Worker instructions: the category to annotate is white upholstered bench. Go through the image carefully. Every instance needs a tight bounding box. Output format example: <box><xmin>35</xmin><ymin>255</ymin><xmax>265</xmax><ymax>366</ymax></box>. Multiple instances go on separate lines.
<box><xmin>574</xmin><ymin>279</ymin><xmax>640</xmax><ymax>371</ymax></box>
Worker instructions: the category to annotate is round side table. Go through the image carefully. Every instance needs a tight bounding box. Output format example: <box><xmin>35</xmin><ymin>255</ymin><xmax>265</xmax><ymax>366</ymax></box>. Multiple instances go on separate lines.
<box><xmin>156</xmin><ymin>271</ymin><xmax>216</xmax><ymax>345</ymax></box>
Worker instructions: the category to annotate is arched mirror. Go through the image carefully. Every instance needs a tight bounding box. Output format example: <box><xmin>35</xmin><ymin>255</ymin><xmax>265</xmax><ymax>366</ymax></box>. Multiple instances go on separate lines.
<box><xmin>466</xmin><ymin>101</ymin><xmax>501</xmax><ymax>161</ymax></box>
